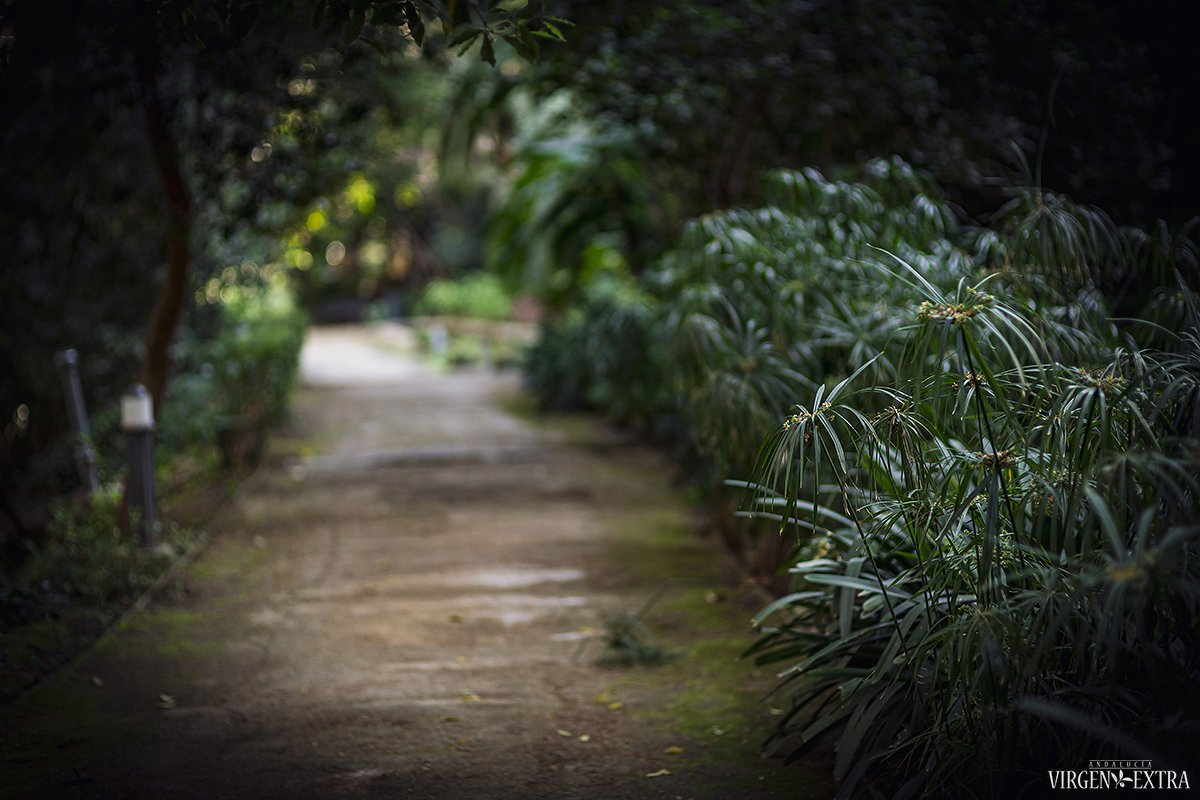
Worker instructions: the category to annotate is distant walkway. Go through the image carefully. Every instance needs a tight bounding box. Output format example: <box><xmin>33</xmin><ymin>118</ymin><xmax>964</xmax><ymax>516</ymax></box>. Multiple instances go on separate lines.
<box><xmin>2</xmin><ymin>325</ymin><xmax>828</xmax><ymax>799</ymax></box>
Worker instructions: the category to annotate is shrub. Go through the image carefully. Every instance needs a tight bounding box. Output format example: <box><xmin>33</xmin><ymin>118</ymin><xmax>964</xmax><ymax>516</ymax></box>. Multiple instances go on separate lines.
<box><xmin>412</xmin><ymin>271</ymin><xmax>513</xmax><ymax>321</ymax></box>
<box><xmin>206</xmin><ymin>283</ymin><xmax>308</xmax><ymax>424</ymax></box>
<box><xmin>745</xmin><ymin>261</ymin><xmax>1199</xmax><ymax>796</ymax></box>
<box><xmin>527</xmin><ymin>277</ymin><xmax>659</xmax><ymax>417</ymax></box>
<box><xmin>0</xmin><ymin>487</ymin><xmax>184</xmax><ymax>629</ymax></box>
<box><xmin>525</xmin><ymin>157</ymin><xmax>1200</xmax><ymax>796</ymax></box>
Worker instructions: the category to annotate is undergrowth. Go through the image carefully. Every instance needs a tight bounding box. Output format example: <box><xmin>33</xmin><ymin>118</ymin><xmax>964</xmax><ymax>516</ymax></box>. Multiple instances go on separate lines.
<box><xmin>0</xmin><ymin>487</ymin><xmax>198</xmax><ymax>698</ymax></box>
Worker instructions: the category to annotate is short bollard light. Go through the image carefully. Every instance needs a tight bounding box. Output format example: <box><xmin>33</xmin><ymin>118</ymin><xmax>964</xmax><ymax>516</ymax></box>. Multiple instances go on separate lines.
<box><xmin>54</xmin><ymin>347</ymin><xmax>101</xmax><ymax>493</ymax></box>
<box><xmin>121</xmin><ymin>385</ymin><xmax>157</xmax><ymax>546</ymax></box>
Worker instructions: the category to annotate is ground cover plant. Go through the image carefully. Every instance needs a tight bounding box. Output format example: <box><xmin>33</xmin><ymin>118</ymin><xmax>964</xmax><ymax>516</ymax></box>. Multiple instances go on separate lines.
<box><xmin>0</xmin><ymin>486</ymin><xmax>198</xmax><ymax>699</ymax></box>
<box><xmin>413</xmin><ymin>272</ymin><xmax>514</xmax><ymax>321</ymax></box>
<box><xmin>205</xmin><ymin>283</ymin><xmax>308</xmax><ymax>427</ymax></box>
<box><xmin>526</xmin><ymin>158</ymin><xmax>1200</xmax><ymax>796</ymax></box>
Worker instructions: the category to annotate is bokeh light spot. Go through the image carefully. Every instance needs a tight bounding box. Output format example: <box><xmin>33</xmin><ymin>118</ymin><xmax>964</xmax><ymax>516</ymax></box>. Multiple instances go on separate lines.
<box><xmin>325</xmin><ymin>241</ymin><xmax>346</xmax><ymax>267</ymax></box>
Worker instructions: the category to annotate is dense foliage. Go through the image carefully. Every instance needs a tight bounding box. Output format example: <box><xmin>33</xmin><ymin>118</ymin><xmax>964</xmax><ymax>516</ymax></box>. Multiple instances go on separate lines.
<box><xmin>537</xmin><ymin>0</ymin><xmax>1199</xmax><ymax>227</ymax></box>
<box><xmin>0</xmin><ymin>488</ymin><xmax>184</xmax><ymax>631</ymax></box>
<box><xmin>481</xmin><ymin>93</ymin><xmax>653</xmax><ymax>306</ymax></box>
<box><xmin>156</xmin><ymin>283</ymin><xmax>307</xmax><ymax>459</ymax></box>
<box><xmin>526</xmin><ymin>161</ymin><xmax>1199</xmax><ymax>795</ymax></box>
<box><xmin>413</xmin><ymin>272</ymin><xmax>514</xmax><ymax>321</ymax></box>
<box><xmin>208</xmin><ymin>284</ymin><xmax>309</xmax><ymax>425</ymax></box>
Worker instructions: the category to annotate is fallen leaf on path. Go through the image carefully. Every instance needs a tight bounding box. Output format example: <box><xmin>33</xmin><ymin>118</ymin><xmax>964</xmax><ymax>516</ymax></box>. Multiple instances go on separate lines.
<box><xmin>556</xmin><ymin>729</ymin><xmax>571</xmax><ymax>737</ymax></box>
<box><xmin>442</xmin><ymin>716</ymin><xmax>460</xmax><ymax>723</ymax></box>
<box><xmin>593</xmin><ymin>691</ymin><xmax>611</xmax><ymax>705</ymax></box>
<box><xmin>449</xmin><ymin>615</ymin><xmax>463</xmax><ymax>623</ymax></box>
<box><xmin>459</xmin><ymin>692</ymin><xmax>481</xmax><ymax>702</ymax></box>
<box><xmin>578</xmin><ymin>734</ymin><xmax>591</xmax><ymax>743</ymax></box>
<box><xmin>607</xmin><ymin>702</ymin><xmax>624</xmax><ymax>711</ymax></box>
<box><xmin>456</xmin><ymin>656</ymin><xmax>467</xmax><ymax>665</ymax></box>
<box><xmin>664</xmin><ymin>745</ymin><xmax>684</xmax><ymax>755</ymax></box>
<box><xmin>91</xmin><ymin>675</ymin><xmax>103</xmax><ymax>687</ymax></box>
<box><xmin>711</xmin><ymin>726</ymin><xmax>726</xmax><ymax>736</ymax></box>
<box><xmin>645</xmin><ymin>769</ymin><xmax>671</xmax><ymax>778</ymax></box>
<box><xmin>158</xmin><ymin>694</ymin><xmax>176</xmax><ymax>710</ymax></box>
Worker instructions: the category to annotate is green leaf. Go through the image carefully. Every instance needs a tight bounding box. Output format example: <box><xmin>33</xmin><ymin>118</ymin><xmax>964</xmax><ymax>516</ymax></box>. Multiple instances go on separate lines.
<box><xmin>403</xmin><ymin>1</ymin><xmax>426</xmax><ymax>44</ymax></box>
<box><xmin>446</xmin><ymin>24</ymin><xmax>481</xmax><ymax>47</ymax></box>
<box><xmin>510</xmin><ymin>28</ymin><xmax>540</xmax><ymax>60</ymax></box>
<box><xmin>805</xmin><ymin>573</ymin><xmax>910</xmax><ymax>601</ymax></box>
<box><xmin>752</xmin><ymin>591</ymin><xmax>826</xmax><ymax>626</ymax></box>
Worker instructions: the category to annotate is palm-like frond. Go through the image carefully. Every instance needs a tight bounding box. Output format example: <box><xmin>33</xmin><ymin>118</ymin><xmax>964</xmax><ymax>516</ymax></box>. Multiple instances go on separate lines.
<box><xmin>526</xmin><ymin>157</ymin><xmax>1200</xmax><ymax>797</ymax></box>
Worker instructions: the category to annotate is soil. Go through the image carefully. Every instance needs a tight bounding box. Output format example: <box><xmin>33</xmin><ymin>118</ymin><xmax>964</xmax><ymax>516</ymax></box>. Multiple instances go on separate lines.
<box><xmin>0</xmin><ymin>324</ymin><xmax>832</xmax><ymax>800</ymax></box>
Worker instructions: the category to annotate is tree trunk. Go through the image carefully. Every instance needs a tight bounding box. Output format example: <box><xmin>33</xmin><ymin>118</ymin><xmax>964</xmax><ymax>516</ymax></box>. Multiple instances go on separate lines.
<box><xmin>120</xmin><ymin>45</ymin><xmax>191</xmax><ymax>537</ymax></box>
<box><xmin>137</xmin><ymin>53</ymin><xmax>192</xmax><ymax>420</ymax></box>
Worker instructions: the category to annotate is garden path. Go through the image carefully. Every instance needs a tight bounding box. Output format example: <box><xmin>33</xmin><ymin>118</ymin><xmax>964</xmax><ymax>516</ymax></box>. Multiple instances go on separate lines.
<box><xmin>2</xmin><ymin>324</ymin><xmax>829</xmax><ymax>800</ymax></box>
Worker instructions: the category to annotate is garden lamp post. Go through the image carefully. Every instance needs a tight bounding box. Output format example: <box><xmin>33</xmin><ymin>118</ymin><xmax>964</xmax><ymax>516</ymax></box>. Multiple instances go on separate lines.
<box><xmin>121</xmin><ymin>384</ymin><xmax>157</xmax><ymax>546</ymax></box>
<box><xmin>54</xmin><ymin>348</ymin><xmax>100</xmax><ymax>493</ymax></box>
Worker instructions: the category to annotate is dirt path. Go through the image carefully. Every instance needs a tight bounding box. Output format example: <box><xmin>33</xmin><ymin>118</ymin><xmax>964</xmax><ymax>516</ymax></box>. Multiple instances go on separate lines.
<box><xmin>2</xmin><ymin>325</ymin><xmax>830</xmax><ymax>800</ymax></box>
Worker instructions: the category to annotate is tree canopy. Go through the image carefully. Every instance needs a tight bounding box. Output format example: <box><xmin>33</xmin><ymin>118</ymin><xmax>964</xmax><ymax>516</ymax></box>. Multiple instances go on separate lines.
<box><xmin>530</xmin><ymin>0</ymin><xmax>1199</xmax><ymax>226</ymax></box>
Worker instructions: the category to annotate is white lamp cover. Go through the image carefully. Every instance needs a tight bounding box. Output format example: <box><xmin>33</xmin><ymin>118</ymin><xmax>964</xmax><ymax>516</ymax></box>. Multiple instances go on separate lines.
<box><xmin>121</xmin><ymin>387</ymin><xmax>155</xmax><ymax>431</ymax></box>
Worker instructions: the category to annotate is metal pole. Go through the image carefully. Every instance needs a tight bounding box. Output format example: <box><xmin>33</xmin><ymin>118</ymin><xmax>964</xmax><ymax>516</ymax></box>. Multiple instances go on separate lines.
<box><xmin>121</xmin><ymin>385</ymin><xmax>157</xmax><ymax>547</ymax></box>
<box><xmin>429</xmin><ymin>323</ymin><xmax>450</xmax><ymax>360</ymax></box>
<box><xmin>53</xmin><ymin>348</ymin><xmax>100</xmax><ymax>492</ymax></box>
